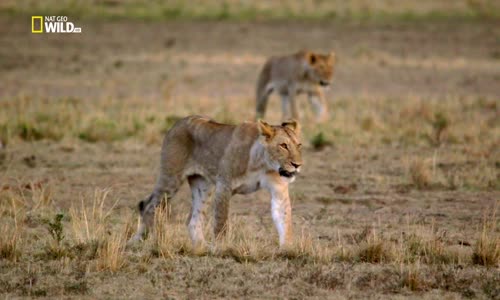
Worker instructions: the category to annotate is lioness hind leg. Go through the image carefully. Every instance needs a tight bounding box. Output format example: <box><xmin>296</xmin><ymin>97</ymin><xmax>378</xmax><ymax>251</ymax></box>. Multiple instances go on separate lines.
<box><xmin>187</xmin><ymin>175</ymin><xmax>212</xmax><ymax>249</ymax></box>
<box><xmin>129</xmin><ymin>175</ymin><xmax>182</xmax><ymax>243</ymax></box>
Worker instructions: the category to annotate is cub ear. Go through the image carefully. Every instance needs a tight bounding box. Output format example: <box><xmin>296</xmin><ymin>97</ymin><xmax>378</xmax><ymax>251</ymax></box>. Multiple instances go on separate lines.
<box><xmin>281</xmin><ymin>119</ymin><xmax>300</xmax><ymax>133</ymax></box>
<box><xmin>329</xmin><ymin>51</ymin><xmax>336</xmax><ymax>63</ymax></box>
<box><xmin>308</xmin><ymin>52</ymin><xmax>317</xmax><ymax>65</ymax></box>
<box><xmin>257</xmin><ymin>119</ymin><xmax>275</xmax><ymax>140</ymax></box>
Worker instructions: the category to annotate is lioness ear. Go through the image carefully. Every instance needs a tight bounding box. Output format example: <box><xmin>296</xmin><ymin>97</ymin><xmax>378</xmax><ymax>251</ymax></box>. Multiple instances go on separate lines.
<box><xmin>282</xmin><ymin>119</ymin><xmax>300</xmax><ymax>133</ymax></box>
<box><xmin>258</xmin><ymin>119</ymin><xmax>275</xmax><ymax>140</ymax></box>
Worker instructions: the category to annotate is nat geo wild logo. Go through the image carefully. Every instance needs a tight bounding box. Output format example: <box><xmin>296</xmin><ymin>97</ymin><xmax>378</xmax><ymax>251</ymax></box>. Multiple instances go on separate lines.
<box><xmin>31</xmin><ymin>16</ymin><xmax>82</xmax><ymax>33</ymax></box>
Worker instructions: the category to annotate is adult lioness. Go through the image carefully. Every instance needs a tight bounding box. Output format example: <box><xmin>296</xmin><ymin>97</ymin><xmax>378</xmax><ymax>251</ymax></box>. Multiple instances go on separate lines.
<box><xmin>130</xmin><ymin>116</ymin><xmax>303</xmax><ymax>248</ymax></box>
<box><xmin>256</xmin><ymin>50</ymin><xmax>336</xmax><ymax>122</ymax></box>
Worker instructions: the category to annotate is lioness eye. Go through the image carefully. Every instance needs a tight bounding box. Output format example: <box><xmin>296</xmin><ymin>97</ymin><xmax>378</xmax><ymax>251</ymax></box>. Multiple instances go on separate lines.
<box><xmin>280</xmin><ymin>143</ymin><xmax>288</xmax><ymax>150</ymax></box>
<box><xmin>297</xmin><ymin>143</ymin><xmax>302</xmax><ymax>149</ymax></box>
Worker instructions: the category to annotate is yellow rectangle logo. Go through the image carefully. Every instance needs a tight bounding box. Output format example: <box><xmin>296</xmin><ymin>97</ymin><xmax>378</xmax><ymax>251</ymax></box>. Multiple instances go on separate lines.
<box><xmin>32</xmin><ymin>16</ymin><xmax>43</xmax><ymax>33</ymax></box>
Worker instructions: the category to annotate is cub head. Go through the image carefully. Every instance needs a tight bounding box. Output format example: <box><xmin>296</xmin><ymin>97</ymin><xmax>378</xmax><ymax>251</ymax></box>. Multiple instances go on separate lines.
<box><xmin>303</xmin><ymin>50</ymin><xmax>336</xmax><ymax>87</ymax></box>
<box><xmin>258</xmin><ymin>119</ymin><xmax>303</xmax><ymax>180</ymax></box>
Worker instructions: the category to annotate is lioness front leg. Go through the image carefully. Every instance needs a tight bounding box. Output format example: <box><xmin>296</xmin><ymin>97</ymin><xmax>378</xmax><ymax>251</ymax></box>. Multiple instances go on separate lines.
<box><xmin>213</xmin><ymin>182</ymin><xmax>231</xmax><ymax>239</ymax></box>
<box><xmin>268</xmin><ymin>175</ymin><xmax>292</xmax><ymax>247</ymax></box>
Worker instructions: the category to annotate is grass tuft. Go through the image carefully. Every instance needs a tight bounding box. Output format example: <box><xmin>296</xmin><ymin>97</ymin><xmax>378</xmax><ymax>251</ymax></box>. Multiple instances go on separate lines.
<box><xmin>64</xmin><ymin>279</ymin><xmax>89</xmax><ymax>295</ymax></box>
<box><xmin>150</xmin><ymin>205</ymin><xmax>191</xmax><ymax>259</ymax></box>
<box><xmin>409</xmin><ymin>158</ymin><xmax>432</xmax><ymax>189</ymax></box>
<box><xmin>216</xmin><ymin>218</ymin><xmax>272</xmax><ymax>262</ymax></box>
<box><xmin>403</xmin><ymin>232</ymin><xmax>460</xmax><ymax>264</ymax></box>
<box><xmin>43</xmin><ymin>213</ymin><xmax>65</xmax><ymax>245</ymax></box>
<box><xmin>401</xmin><ymin>264</ymin><xmax>427</xmax><ymax>291</ymax></box>
<box><xmin>356</xmin><ymin>229</ymin><xmax>393</xmax><ymax>263</ymax></box>
<box><xmin>0</xmin><ymin>225</ymin><xmax>21</xmax><ymax>261</ymax></box>
<box><xmin>472</xmin><ymin>207</ymin><xmax>499</xmax><ymax>267</ymax></box>
<box><xmin>429</xmin><ymin>112</ymin><xmax>449</xmax><ymax>146</ymax></box>
<box><xmin>96</xmin><ymin>231</ymin><xmax>127</xmax><ymax>273</ymax></box>
<box><xmin>69</xmin><ymin>188</ymin><xmax>118</xmax><ymax>244</ymax></box>
<box><xmin>310</xmin><ymin>131</ymin><xmax>333</xmax><ymax>151</ymax></box>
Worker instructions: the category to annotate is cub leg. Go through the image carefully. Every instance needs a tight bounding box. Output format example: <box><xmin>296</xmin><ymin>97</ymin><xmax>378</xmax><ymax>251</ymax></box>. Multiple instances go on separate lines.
<box><xmin>187</xmin><ymin>175</ymin><xmax>212</xmax><ymax>249</ymax></box>
<box><xmin>307</xmin><ymin>87</ymin><xmax>329</xmax><ymax>122</ymax></box>
<box><xmin>288</xmin><ymin>92</ymin><xmax>300</xmax><ymax>121</ymax></box>
<box><xmin>256</xmin><ymin>85</ymin><xmax>272</xmax><ymax>120</ymax></box>
<box><xmin>280</xmin><ymin>94</ymin><xmax>291</xmax><ymax>120</ymax></box>
<box><xmin>213</xmin><ymin>181</ymin><xmax>232</xmax><ymax>239</ymax></box>
<box><xmin>255</xmin><ymin>61</ymin><xmax>272</xmax><ymax>120</ymax></box>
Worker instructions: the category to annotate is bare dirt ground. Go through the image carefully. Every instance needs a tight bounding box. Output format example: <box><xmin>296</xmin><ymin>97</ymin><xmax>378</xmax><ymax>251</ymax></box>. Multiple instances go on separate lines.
<box><xmin>0</xmin><ymin>18</ymin><xmax>499</xmax><ymax>299</ymax></box>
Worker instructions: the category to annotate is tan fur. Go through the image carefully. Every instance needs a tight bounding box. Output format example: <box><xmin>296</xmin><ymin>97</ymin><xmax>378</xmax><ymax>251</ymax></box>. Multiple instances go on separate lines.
<box><xmin>256</xmin><ymin>50</ymin><xmax>336</xmax><ymax>122</ymax></box>
<box><xmin>129</xmin><ymin>116</ymin><xmax>303</xmax><ymax>248</ymax></box>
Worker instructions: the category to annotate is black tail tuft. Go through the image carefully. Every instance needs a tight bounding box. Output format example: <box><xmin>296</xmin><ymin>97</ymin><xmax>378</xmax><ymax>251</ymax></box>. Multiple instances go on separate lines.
<box><xmin>138</xmin><ymin>200</ymin><xmax>145</xmax><ymax>213</ymax></box>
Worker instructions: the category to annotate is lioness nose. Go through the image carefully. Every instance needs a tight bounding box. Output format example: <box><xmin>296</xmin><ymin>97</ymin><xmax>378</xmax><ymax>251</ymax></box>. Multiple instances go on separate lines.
<box><xmin>291</xmin><ymin>162</ymin><xmax>301</xmax><ymax>168</ymax></box>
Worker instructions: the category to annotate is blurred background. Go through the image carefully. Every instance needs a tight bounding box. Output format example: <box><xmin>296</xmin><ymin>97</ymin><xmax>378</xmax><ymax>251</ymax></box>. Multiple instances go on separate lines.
<box><xmin>2</xmin><ymin>0</ymin><xmax>500</xmax><ymax>20</ymax></box>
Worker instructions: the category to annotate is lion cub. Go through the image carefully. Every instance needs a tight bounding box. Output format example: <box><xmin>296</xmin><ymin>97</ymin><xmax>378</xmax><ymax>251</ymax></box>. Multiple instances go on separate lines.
<box><xmin>256</xmin><ymin>50</ymin><xmax>336</xmax><ymax>122</ymax></box>
<box><xmin>129</xmin><ymin>116</ymin><xmax>303</xmax><ymax>248</ymax></box>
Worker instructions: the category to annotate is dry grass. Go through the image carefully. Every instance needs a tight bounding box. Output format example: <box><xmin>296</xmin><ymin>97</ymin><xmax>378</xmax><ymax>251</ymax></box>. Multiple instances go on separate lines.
<box><xmin>276</xmin><ymin>229</ymin><xmax>336</xmax><ymax>264</ymax></box>
<box><xmin>402</xmin><ymin>229</ymin><xmax>464</xmax><ymax>265</ymax></box>
<box><xmin>215</xmin><ymin>218</ymin><xmax>272</xmax><ymax>262</ymax></box>
<box><xmin>95</xmin><ymin>230</ymin><xmax>127</xmax><ymax>273</ymax></box>
<box><xmin>356</xmin><ymin>231</ymin><xmax>394</xmax><ymax>263</ymax></box>
<box><xmin>0</xmin><ymin>190</ymin><xmax>497</xmax><ymax>297</ymax></box>
<box><xmin>429</xmin><ymin>112</ymin><xmax>450</xmax><ymax>146</ymax></box>
<box><xmin>0</xmin><ymin>224</ymin><xmax>21</xmax><ymax>262</ymax></box>
<box><xmin>472</xmin><ymin>206</ymin><xmax>499</xmax><ymax>267</ymax></box>
<box><xmin>400</xmin><ymin>263</ymin><xmax>426</xmax><ymax>292</ymax></box>
<box><xmin>69</xmin><ymin>188</ymin><xmax>119</xmax><ymax>244</ymax></box>
<box><xmin>409</xmin><ymin>158</ymin><xmax>433</xmax><ymax>189</ymax></box>
<box><xmin>150</xmin><ymin>205</ymin><xmax>191</xmax><ymax>259</ymax></box>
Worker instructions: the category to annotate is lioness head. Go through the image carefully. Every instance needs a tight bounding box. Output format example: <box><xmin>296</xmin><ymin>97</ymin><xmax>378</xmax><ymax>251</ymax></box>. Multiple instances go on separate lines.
<box><xmin>258</xmin><ymin>119</ymin><xmax>303</xmax><ymax>180</ymax></box>
<box><xmin>303</xmin><ymin>50</ymin><xmax>336</xmax><ymax>87</ymax></box>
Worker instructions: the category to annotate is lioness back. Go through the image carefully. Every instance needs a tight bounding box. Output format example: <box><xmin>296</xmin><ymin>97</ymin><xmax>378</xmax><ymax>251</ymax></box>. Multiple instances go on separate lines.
<box><xmin>256</xmin><ymin>50</ymin><xmax>336</xmax><ymax>122</ymax></box>
<box><xmin>161</xmin><ymin>116</ymin><xmax>258</xmax><ymax>181</ymax></box>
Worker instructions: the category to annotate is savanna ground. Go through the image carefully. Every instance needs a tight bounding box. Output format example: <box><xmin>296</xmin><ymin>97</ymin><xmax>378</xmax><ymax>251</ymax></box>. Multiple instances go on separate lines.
<box><xmin>0</xmin><ymin>1</ymin><xmax>499</xmax><ymax>298</ymax></box>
